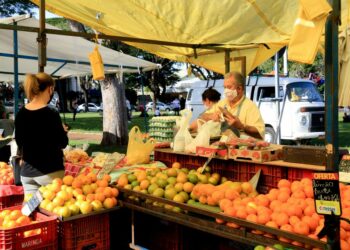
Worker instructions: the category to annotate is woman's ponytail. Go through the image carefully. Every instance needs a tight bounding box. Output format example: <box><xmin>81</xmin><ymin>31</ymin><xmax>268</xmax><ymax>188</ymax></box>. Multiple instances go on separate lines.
<box><xmin>24</xmin><ymin>73</ymin><xmax>55</xmax><ymax>101</ymax></box>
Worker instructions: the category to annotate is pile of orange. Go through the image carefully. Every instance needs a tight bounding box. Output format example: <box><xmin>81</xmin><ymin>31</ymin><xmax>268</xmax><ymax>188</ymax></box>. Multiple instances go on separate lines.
<box><xmin>39</xmin><ymin>173</ymin><xmax>118</xmax><ymax>217</ymax></box>
<box><xmin>0</xmin><ymin>209</ymin><xmax>41</xmax><ymax>236</ymax></box>
<box><xmin>216</xmin><ymin>178</ymin><xmax>350</xmax><ymax>250</ymax></box>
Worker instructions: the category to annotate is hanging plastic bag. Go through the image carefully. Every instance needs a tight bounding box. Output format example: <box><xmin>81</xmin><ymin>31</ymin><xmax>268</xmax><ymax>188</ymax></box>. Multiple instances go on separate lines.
<box><xmin>89</xmin><ymin>45</ymin><xmax>105</xmax><ymax>80</ymax></box>
<box><xmin>197</xmin><ymin>120</ymin><xmax>221</xmax><ymax>137</ymax></box>
<box><xmin>185</xmin><ymin>121</ymin><xmax>212</xmax><ymax>153</ymax></box>
<box><xmin>126</xmin><ymin>126</ymin><xmax>156</xmax><ymax>165</ymax></box>
<box><xmin>173</xmin><ymin>109</ymin><xmax>193</xmax><ymax>152</ymax></box>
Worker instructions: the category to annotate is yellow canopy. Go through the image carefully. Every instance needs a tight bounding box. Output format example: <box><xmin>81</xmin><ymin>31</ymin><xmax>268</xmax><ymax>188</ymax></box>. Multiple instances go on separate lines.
<box><xmin>31</xmin><ymin>0</ymin><xmax>301</xmax><ymax>74</ymax></box>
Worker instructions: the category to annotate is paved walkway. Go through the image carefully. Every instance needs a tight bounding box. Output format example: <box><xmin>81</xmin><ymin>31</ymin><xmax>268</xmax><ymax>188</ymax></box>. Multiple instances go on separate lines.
<box><xmin>68</xmin><ymin>131</ymin><xmax>102</xmax><ymax>142</ymax></box>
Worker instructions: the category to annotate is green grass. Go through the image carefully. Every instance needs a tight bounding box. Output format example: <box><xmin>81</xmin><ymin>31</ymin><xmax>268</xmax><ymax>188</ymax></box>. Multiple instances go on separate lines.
<box><xmin>61</xmin><ymin>112</ymin><xmax>151</xmax><ymax>133</ymax></box>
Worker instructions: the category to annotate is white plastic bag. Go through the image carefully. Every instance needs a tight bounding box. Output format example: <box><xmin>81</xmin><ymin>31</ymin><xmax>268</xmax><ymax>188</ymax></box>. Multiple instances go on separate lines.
<box><xmin>185</xmin><ymin>121</ymin><xmax>212</xmax><ymax>153</ymax></box>
<box><xmin>197</xmin><ymin>120</ymin><xmax>221</xmax><ymax>137</ymax></box>
<box><xmin>173</xmin><ymin>110</ymin><xmax>193</xmax><ymax>152</ymax></box>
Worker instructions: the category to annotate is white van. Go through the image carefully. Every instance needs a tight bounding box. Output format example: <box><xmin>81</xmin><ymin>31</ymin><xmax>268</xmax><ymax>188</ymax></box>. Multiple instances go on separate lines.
<box><xmin>185</xmin><ymin>76</ymin><xmax>325</xmax><ymax>143</ymax></box>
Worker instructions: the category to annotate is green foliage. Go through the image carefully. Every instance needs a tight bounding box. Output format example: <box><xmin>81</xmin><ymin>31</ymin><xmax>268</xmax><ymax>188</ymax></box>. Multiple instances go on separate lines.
<box><xmin>46</xmin><ymin>18</ymin><xmax>70</xmax><ymax>30</ymax></box>
<box><xmin>258</xmin><ymin>53</ymin><xmax>324</xmax><ymax>78</ymax></box>
<box><xmin>0</xmin><ymin>0</ymin><xmax>34</xmax><ymax>17</ymax></box>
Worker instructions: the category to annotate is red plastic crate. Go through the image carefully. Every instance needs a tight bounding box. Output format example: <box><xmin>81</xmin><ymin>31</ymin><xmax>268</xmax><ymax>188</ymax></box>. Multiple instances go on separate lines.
<box><xmin>64</xmin><ymin>163</ymin><xmax>83</xmax><ymax>177</ymax></box>
<box><xmin>59</xmin><ymin>213</ymin><xmax>110</xmax><ymax>250</ymax></box>
<box><xmin>287</xmin><ymin>168</ymin><xmax>314</xmax><ymax>182</ymax></box>
<box><xmin>0</xmin><ymin>194</ymin><xmax>24</xmax><ymax>209</ymax></box>
<box><xmin>0</xmin><ymin>206</ymin><xmax>57</xmax><ymax>250</ymax></box>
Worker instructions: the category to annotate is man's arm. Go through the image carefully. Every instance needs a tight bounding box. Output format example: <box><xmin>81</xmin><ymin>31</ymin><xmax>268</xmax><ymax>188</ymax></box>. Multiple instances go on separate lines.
<box><xmin>224</xmin><ymin>115</ymin><xmax>263</xmax><ymax>139</ymax></box>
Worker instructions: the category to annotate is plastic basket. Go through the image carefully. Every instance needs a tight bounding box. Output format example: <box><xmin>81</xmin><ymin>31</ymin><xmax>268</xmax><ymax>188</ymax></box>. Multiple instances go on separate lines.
<box><xmin>287</xmin><ymin>168</ymin><xmax>314</xmax><ymax>182</ymax></box>
<box><xmin>0</xmin><ymin>206</ymin><xmax>57</xmax><ymax>250</ymax></box>
<box><xmin>64</xmin><ymin>163</ymin><xmax>83</xmax><ymax>177</ymax></box>
<box><xmin>59</xmin><ymin>213</ymin><xmax>110</xmax><ymax>250</ymax></box>
<box><xmin>0</xmin><ymin>194</ymin><xmax>24</xmax><ymax>209</ymax></box>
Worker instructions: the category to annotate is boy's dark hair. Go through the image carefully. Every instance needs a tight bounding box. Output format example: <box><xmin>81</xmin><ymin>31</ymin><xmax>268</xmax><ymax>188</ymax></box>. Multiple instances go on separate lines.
<box><xmin>202</xmin><ymin>87</ymin><xmax>221</xmax><ymax>102</ymax></box>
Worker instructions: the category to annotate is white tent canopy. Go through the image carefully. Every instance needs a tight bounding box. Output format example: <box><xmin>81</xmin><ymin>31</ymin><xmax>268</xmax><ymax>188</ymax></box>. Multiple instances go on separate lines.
<box><xmin>0</xmin><ymin>16</ymin><xmax>158</xmax><ymax>82</ymax></box>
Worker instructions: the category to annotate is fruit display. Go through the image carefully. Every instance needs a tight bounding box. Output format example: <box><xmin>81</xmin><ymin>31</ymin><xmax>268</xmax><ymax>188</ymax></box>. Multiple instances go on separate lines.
<box><xmin>39</xmin><ymin>173</ymin><xmax>118</xmax><ymax>217</ymax></box>
<box><xmin>64</xmin><ymin>149</ymin><xmax>89</xmax><ymax>163</ymax></box>
<box><xmin>225</xmin><ymin>137</ymin><xmax>270</xmax><ymax>150</ymax></box>
<box><xmin>0</xmin><ymin>208</ymin><xmax>39</xmax><ymax>236</ymax></box>
<box><xmin>92</xmin><ymin>152</ymin><xmax>110</xmax><ymax>166</ymax></box>
<box><xmin>254</xmin><ymin>244</ymin><xmax>286</xmax><ymax>250</ymax></box>
<box><xmin>0</xmin><ymin>162</ymin><xmax>14</xmax><ymax>185</ymax></box>
<box><xmin>116</xmin><ymin>161</ymin><xmax>257</xmax><ymax>212</ymax></box>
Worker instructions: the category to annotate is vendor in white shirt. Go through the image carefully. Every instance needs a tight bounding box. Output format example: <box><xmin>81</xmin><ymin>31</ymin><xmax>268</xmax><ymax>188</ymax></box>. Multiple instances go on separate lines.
<box><xmin>205</xmin><ymin>71</ymin><xmax>265</xmax><ymax>140</ymax></box>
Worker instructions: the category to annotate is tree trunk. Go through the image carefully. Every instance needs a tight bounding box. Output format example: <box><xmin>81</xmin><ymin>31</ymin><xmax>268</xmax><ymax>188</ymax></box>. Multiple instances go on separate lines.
<box><xmin>78</xmin><ymin>77</ymin><xmax>89</xmax><ymax>112</ymax></box>
<box><xmin>100</xmin><ymin>74</ymin><xmax>128</xmax><ymax>145</ymax></box>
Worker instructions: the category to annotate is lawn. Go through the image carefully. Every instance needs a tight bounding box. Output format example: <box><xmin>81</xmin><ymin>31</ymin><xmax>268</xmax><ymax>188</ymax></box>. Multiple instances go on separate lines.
<box><xmin>62</xmin><ymin>111</ymin><xmax>350</xmax><ymax>153</ymax></box>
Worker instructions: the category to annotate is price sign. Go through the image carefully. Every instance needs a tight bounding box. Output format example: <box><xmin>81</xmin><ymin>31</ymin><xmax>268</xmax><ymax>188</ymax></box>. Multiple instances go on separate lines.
<box><xmin>340</xmin><ymin>155</ymin><xmax>350</xmax><ymax>183</ymax></box>
<box><xmin>313</xmin><ymin>172</ymin><xmax>342</xmax><ymax>216</ymax></box>
<box><xmin>97</xmin><ymin>153</ymin><xmax>125</xmax><ymax>179</ymax></box>
<box><xmin>21</xmin><ymin>191</ymin><xmax>43</xmax><ymax>216</ymax></box>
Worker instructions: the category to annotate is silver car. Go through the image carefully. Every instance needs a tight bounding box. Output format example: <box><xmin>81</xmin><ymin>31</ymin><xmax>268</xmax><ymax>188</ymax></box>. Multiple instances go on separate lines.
<box><xmin>77</xmin><ymin>103</ymin><xmax>102</xmax><ymax>112</ymax></box>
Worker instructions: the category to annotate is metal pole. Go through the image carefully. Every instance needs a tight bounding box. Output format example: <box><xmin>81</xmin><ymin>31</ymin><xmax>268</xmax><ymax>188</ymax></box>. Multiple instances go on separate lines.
<box><xmin>324</xmin><ymin>0</ymin><xmax>340</xmax><ymax>249</ymax></box>
<box><xmin>274</xmin><ymin>53</ymin><xmax>281</xmax><ymax>144</ymax></box>
<box><xmin>283</xmin><ymin>48</ymin><xmax>288</xmax><ymax>76</ymax></box>
<box><xmin>13</xmin><ymin>22</ymin><xmax>19</xmax><ymax>115</ymax></box>
<box><xmin>38</xmin><ymin>0</ymin><xmax>46</xmax><ymax>72</ymax></box>
<box><xmin>225</xmin><ymin>50</ymin><xmax>230</xmax><ymax>74</ymax></box>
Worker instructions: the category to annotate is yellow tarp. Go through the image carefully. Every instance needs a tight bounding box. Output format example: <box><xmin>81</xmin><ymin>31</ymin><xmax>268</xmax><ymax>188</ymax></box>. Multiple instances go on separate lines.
<box><xmin>31</xmin><ymin>0</ymin><xmax>301</xmax><ymax>74</ymax></box>
<box><xmin>30</xmin><ymin>0</ymin><xmax>350</xmax><ymax>88</ymax></box>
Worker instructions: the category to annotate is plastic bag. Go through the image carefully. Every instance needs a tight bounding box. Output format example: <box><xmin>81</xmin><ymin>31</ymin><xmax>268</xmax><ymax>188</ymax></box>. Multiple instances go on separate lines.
<box><xmin>88</xmin><ymin>45</ymin><xmax>105</xmax><ymax>80</ymax></box>
<box><xmin>173</xmin><ymin>109</ymin><xmax>193</xmax><ymax>152</ymax></box>
<box><xmin>185</xmin><ymin>121</ymin><xmax>212</xmax><ymax>153</ymax></box>
<box><xmin>197</xmin><ymin>120</ymin><xmax>221</xmax><ymax>137</ymax></box>
<box><xmin>126</xmin><ymin>126</ymin><xmax>156</xmax><ymax>165</ymax></box>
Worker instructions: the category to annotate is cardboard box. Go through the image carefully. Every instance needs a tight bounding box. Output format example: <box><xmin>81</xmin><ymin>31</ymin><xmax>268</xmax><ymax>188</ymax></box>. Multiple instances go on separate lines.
<box><xmin>196</xmin><ymin>146</ymin><xmax>228</xmax><ymax>159</ymax></box>
<box><xmin>228</xmin><ymin>146</ymin><xmax>283</xmax><ymax>163</ymax></box>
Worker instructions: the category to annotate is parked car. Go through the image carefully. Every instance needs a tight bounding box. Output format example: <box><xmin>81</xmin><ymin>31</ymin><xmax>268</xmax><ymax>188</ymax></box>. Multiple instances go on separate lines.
<box><xmin>77</xmin><ymin>103</ymin><xmax>102</xmax><ymax>112</ymax></box>
<box><xmin>145</xmin><ymin>101</ymin><xmax>172</xmax><ymax>112</ymax></box>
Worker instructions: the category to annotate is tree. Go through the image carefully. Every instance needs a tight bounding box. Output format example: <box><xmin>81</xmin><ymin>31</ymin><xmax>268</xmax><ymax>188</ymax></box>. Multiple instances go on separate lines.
<box><xmin>66</xmin><ymin>19</ymin><xmax>128</xmax><ymax>145</ymax></box>
<box><xmin>0</xmin><ymin>0</ymin><xmax>34</xmax><ymax>17</ymax></box>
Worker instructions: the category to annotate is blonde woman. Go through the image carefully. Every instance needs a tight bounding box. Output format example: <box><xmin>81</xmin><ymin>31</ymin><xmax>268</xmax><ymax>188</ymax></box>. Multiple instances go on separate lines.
<box><xmin>15</xmin><ymin>73</ymin><xmax>68</xmax><ymax>195</ymax></box>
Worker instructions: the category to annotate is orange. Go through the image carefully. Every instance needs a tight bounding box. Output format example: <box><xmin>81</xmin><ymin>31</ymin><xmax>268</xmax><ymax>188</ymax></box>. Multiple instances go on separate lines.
<box><xmin>300</xmin><ymin>178</ymin><xmax>312</xmax><ymax>187</ymax></box>
<box><xmin>207</xmin><ymin>196</ymin><xmax>216</xmax><ymax>206</ymax></box>
<box><xmin>303</xmin><ymin>186</ymin><xmax>314</xmax><ymax>198</ymax></box>
<box><xmin>226</xmin><ymin>222</ymin><xmax>239</xmax><ymax>228</ymax></box>
<box><xmin>341</xmin><ymin>219</ymin><xmax>350</xmax><ymax>231</ymax></box>
<box><xmin>291</xmin><ymin>181</ymin><xmax>303</xmax><ymax>193</ymax></box>
<box><xmin>280</xmin><ymin>224</ymin><xmax>293</xmax><ymax>232</ymax></box>
<box><xmin>3</xmin><ymin>220</ymin><xmax>16</xmax><ymax>229</ymax></box>
<box><xmin>95</xmin><ymin>193</ymin><xmax>106</xmax><ymax>202</ymax></box>
<box><xmin>111</xmin><ymin>197</ymin><xmax>118</xmax><ymax>206</ymax></box>
<box><xmin>103</xmin><ymin>197</ymin><xmax>115</xmax><ymax>209</ymax></box>
<box><xmin>340</xmin><ymin>228</ymin><xmax>347</xmax><ymax>240</ymax></box>
<box><xmin>341</xmin><ymin>240</ymin><xmax>350</xmax><ymax>250</ymax></box>
<box><xmin>279</xmin><ymin>187</ymin><xmax>291</xmax><ymax>195</ymax></box>
<box><xmin>255</xmin><ymin>194</ymin><xmax>269</xmax><ymax>207</ymax></box>
<box><xmin>257</xmin><ymin>206</ymin><xmax>272</xmax><ymax>216</ymax></box>
<box><xmin>278</xmin><ymin>179</ymin><xmax>291</xmax><ymax>189</ymax></box>
<box><xmin>286</xmin><ymin>205</ymin><xmax>303</xmax><ymax>218</ymax></box>
<box><xmin>43</xmin><ymin>190</ymin><xmax>56</xmax><ymax>201</ymax></box>
<box><xmin>293</xmin><ymin>221</ymin><xmax>310</xmax><ymax>235</ymax></box>
<box><xmin>291</xmin><ymin>241</ymin><xmax>304</xmax><ymax>247</ymax></box>
<box><xmin>241</xmin><ymin>197</ymin><xmax>254</xmax><ymax>205</ymax></box>
<box><xmin>16</xmin><ymin>215</ymin><xmax>30</xmax><ymax>226</ymax></box>
<box><xmin>172</xmin><ymin>162</ymin><xmax>181</xmax><ymax>169</ymax></box>
<box><xmin>117</xmin><ymin>176</ymin><xmax>128</xmax><ymax>187</ymax></box>
<box><xmin>277</xmin><ymin>192</ymin><xmax>290</xmax><ymax>203</ymax></box>
<box><xmin>52</xmin><ymin>197</ymin><xmax>65</xmax><ymax>207</ymax></box>
<box><xmin>219</xmin><ymin>199</ymin><xmax>232</xmax><ymax>211</ymax></box>
<box><xmin>183</xmin><ymin>182</ymin><xmax>194</xmax><ymax>193</ymax></box>
<box><xmin>103</xmin><ymin>187</ymin><xmax>113</xmax><ymax>198</ymax></box>
<box><xmin>111</xmin><ymin>188</ymin><xmax>119</xmax><ymax>197</ymax></box>
<box><xmin>257</xmin><ymin>212</ymin><xmax>270</xmax><ymax>225</ymax></box>
<box><xmin>301</xmin><ymin>216</ymin><xmax>318</xmax><ymax>232</ymax></box>
<box><xmin>266</xmin><ymin>188</ymin><xmax>279</xmax><ymax>201</ymax></box>
<box><xmin>211</xmin><ymin>190</ymin><xmax>225</xmax><ymax>204</ymax></box>
<box><xmin>235</xmin><ymin>208</ymin><xmax>247</xmax><ymax>219</ymax></box>
<box><xmin>224</xmin><ymin>189</ymin><xmax>240</xmax><ymax>201</ymax></box>
<box><xmin>224</xmin><ymin>206</ymin><xmax>236</xmax><ymax>217</ymax></box>
<box><xmin>103</xmin><ymin>174</ymin><xmax>111</xmax><ymax>183</ymax></box>
<box><xmin>291</xmin><ymin>190</ymin><xmax>306</xmax><ymax>199</ymax></box>
<box><xmin>72</xmin><ymin>179</ymin><xmax>83</xmax><ymax>189</ymax></box>
<box><xmin>199</xmin><ymin>196</ymin><xmax>207</xmax><ymax>204</ymax></box>
<box><xmin>86</xmin><ymin>194</ymin><xmax>95</xmax><ymax>202</ymax></box>
<box><xmin>246</xmin><ymin>214</ymin><xmax>258</xmax><ymax>223</ymax></box>
<box><xmin>289</xmin><ymin>215</ymin><xmax>300</xmax><ymax>226</ymax></box>
<box><xmin>265</xmin><ymin>221</ymin><xmax>278</xmax><ymax>229</ymax></box>
<box><xmin>87</xmin><ymin>173</ymin><xmax>97</xmax><ymax>182</ymax></box>
<box><xmin>80</xmin><ymin>201</ymin><xmax>93</xmax><ymax>214</ymax></box>
<box><xmin>304</xmin><ymin>205</ymin><xmax>315</xmax><ymax>216</ymax></box>
<box><xmin>9</xmin><ymin>210</ymin><xmax>22</xmax><ymax>220</ymax></box>
<box><xmin>232</xmin><ymin>198</ymin><xmax>242</xmax><ymax>206</ymax></box>
<box><xmin>241</xmin><ymin>182</ymin><xmax>253</xmax><ymax>194</ymax></box>
<box><xmin>270</xmin><ymin>200</ymin><xmax>282</xmax><ymax>211</ymax></box>
<box><xmin>97</xmin><ymin>180</ymin><xmax>108</xmax><ymax>188</ymax></box>
<box><xmin>294</xmin><ymin>199</ymin><xmax>307</xmax><ymax>210</ymax></box>
<box><xmin>275</xmin><ymin>212</ymin><xmax>289</xmax><ymax>227</ymax></box>
<box><xmin>52</xmin><ymin>178</ymin><xmax>63</xmax><ymax>186</ymax></box>
<box><xmin>305</xmin><ymin>198</ymin><xmax>314</xmax><ymax>206</ymax></box>
<box><xmin>246</xmin><ymin>202</ymin><xmax>258</xmax><ymax>215</ymax></box>
<box><xmin>63</xmin><ymin>175</ymin><xmax>74</xmax><ymax>186</ymax></box>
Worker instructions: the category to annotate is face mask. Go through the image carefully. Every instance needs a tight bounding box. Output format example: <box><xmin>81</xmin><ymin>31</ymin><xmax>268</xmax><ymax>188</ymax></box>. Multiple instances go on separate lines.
<box><xmin>224</xmin><ymin>88</ymin><xmax>237</xmax><ymax>101</ymax></box>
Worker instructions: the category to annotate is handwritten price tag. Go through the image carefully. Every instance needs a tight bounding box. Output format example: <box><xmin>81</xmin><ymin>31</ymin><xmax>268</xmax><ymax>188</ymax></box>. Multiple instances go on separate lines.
<box><xmin>340</xmin><ymin>155</ymin><xmax>350</xmax><ymax>183</ymax></box>
<box><xmin>313</xmin><ymin>172</ymin><xmax>342</xmax><ymax>216</ymax></box>
<box><xmin>21</xmin><ymin>191</ymin><xmax>43</xmax><ymax>216</ymax></box>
